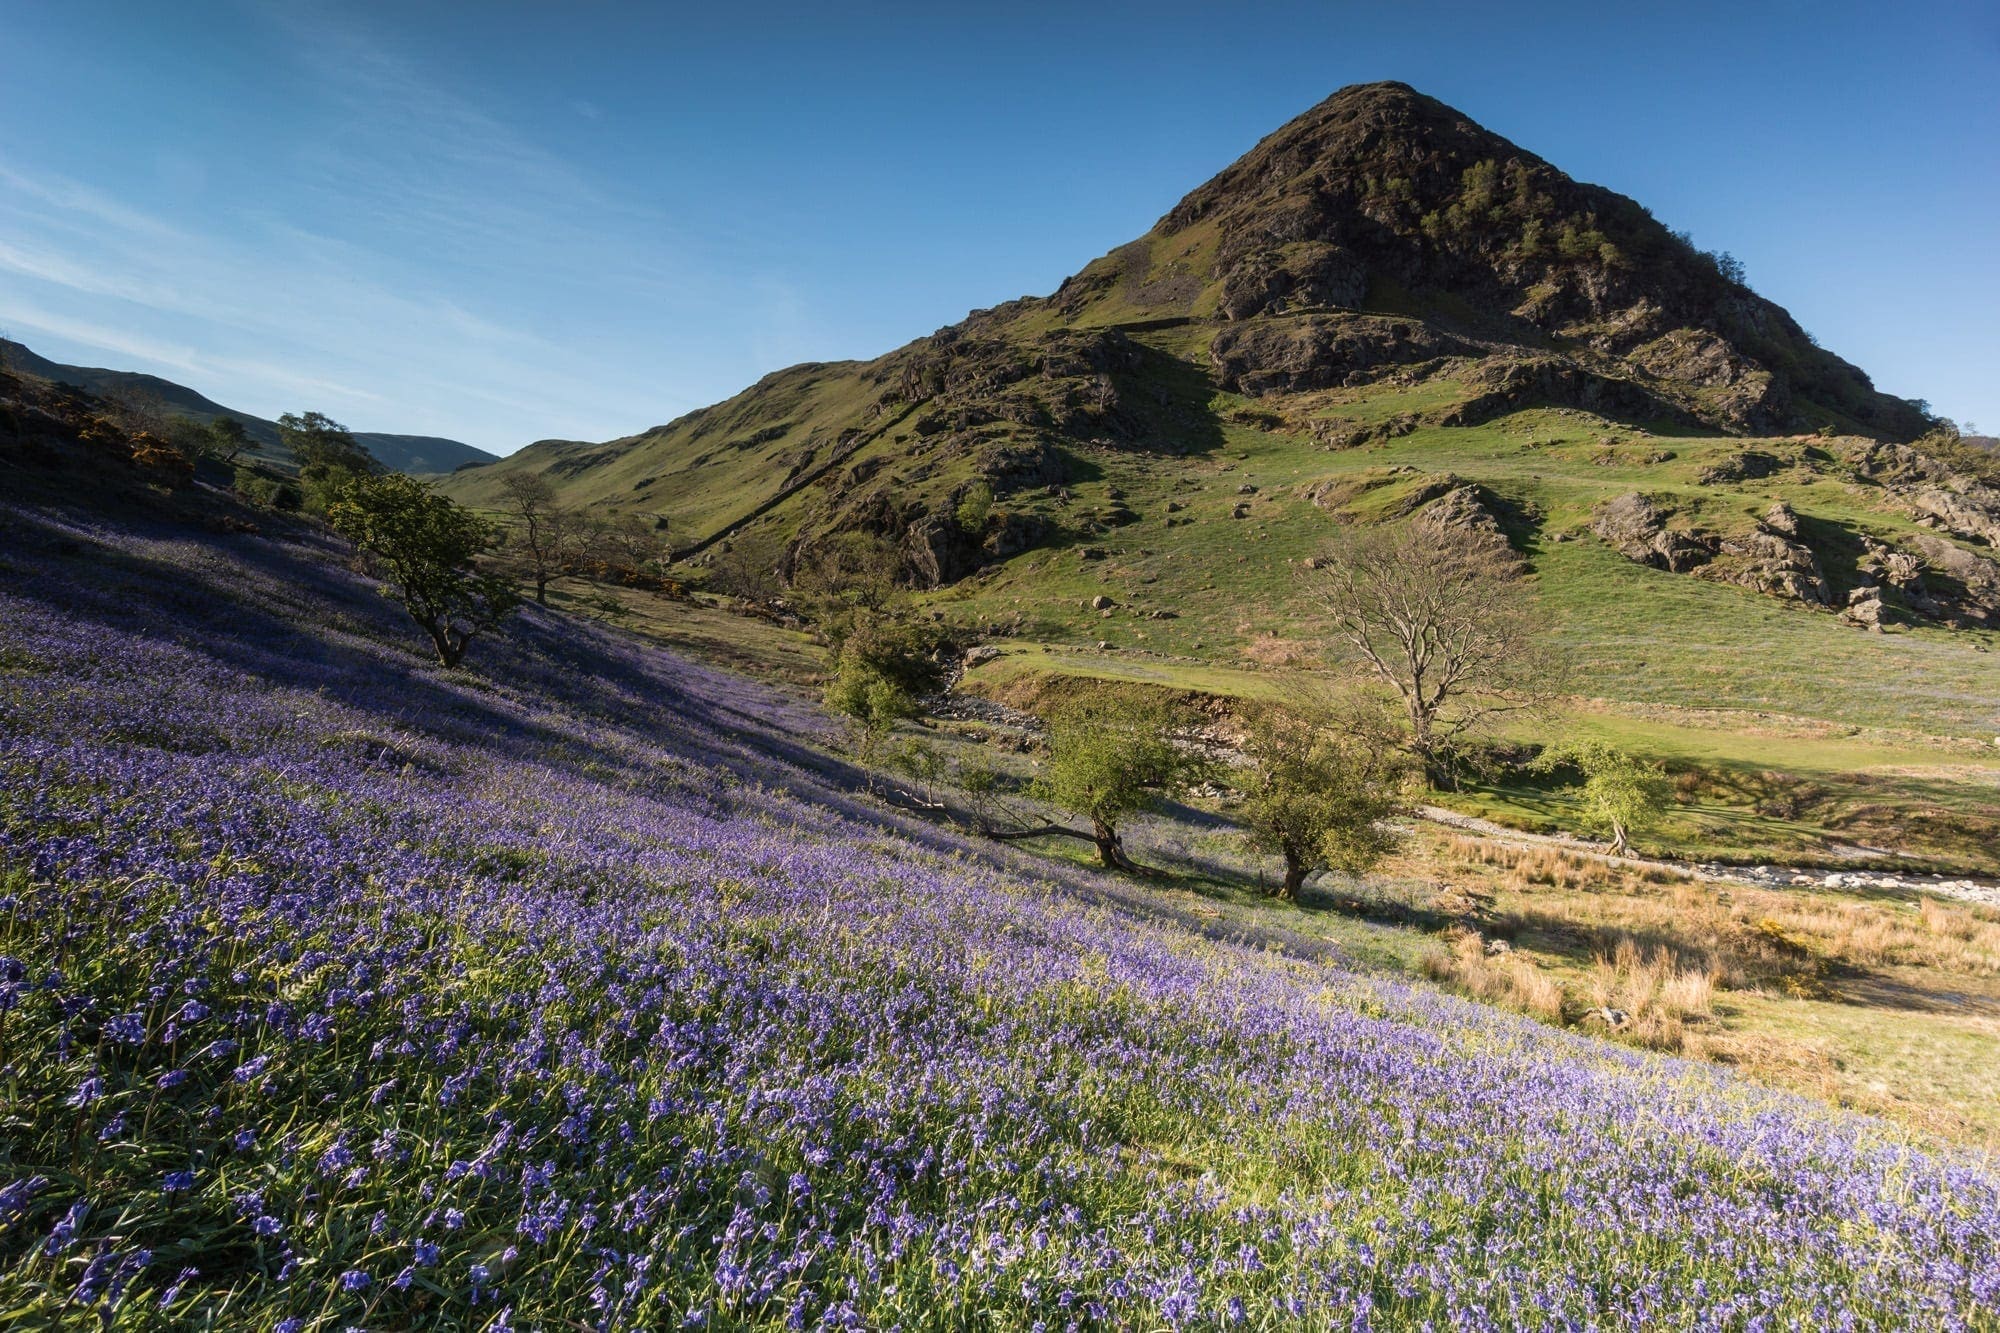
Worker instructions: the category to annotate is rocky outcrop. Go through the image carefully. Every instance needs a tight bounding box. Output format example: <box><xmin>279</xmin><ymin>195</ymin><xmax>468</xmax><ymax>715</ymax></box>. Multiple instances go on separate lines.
<box><xmin>1628</xmin><ymin>330</ymin><xmax>1790</xmax><ymax>433</ymax></box>
<box><xmin>1904</xmin><ymin>535</ymin><xmax>2000</xmax><ymax>627</ymax></box>
<box><xmin>1418</xmin><ymin>483</ymin><xmax>1509</xmax><ymax>544</ymax></box>
<box><xmin>1841</xmin><ymin>534</ymin><xmax>2000</xmax><ymax>629</ymax></box>
<box><xmin>1844</xmin><ymin>440</ymin><xmax>2000</xmax><ymax>548</ymax></box>
<box><xmin>1698</xmin><ymin>526</ymin><xmax>1831</xmax><ymax>605</ymax></box>
<box><xmin>1591</xmin><ymin>493</ymin><xmax>1712</xmax><ymax>573</ymax></box>
<box><xmin>1594</xmin><ymin>493</ymin><xmax>1828</xmax><ymax>605</ymax></box>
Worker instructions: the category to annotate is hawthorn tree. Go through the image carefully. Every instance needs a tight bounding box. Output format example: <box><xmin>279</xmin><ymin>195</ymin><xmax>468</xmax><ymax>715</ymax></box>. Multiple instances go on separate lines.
<box><xmin>822</xmin><ymin>612</ymin><xmax>948</xmax><ymax>768</ymax></box>
<box><xmin>1031</xmin><ymin>694</ymin><xmax>1215</xmax><ymax>873</ymax></box>
<box><xmin>204</xmin><ymin>415</ymin><xmax>251</xmax><ymax>464</ymax></box>
<box><xmin>326</xmin><ymin>473</ymin><xmax>519</xmax><ymax>668</ymax></box>
<box><xmin>1531</xmin><ymin>739</ymin><xmax>1672</xmax><ymax>855</ymax></box>
<box><xmin>1237</xmin><ymin>694</ymin><xmax>1409</xmax><ymax>899</ymax></box>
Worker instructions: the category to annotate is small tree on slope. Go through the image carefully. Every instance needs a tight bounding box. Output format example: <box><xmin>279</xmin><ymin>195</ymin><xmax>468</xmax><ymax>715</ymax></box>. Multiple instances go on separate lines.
<box><xmin>1033</xmin><ymin>694</ymin><xmax>1215</xmax><ymax>873</ymax></box>
<box><xmin>327</xmin><ymin>473</ymin><xmax>520</xmax><ymax>668</ymax></box>
<box><xmin>1531</xmin><ymin>739</ymin><xmax>1672</xmax><ymax>856</ymax></box>
<box><xmin>498</xmin><ymin>471</ymin><xmax>571</xmax><ymax>605</ymax></box>
<box><xmin>1237</xmin><ymin>694</ymin><xmax>1409</xmax><ymax>899</ymax></box>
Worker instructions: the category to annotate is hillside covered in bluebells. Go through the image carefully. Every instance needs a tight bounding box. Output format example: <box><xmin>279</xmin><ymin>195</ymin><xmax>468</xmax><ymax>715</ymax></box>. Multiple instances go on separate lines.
<box><xmin>2</xmin><ymin>498</ymin><xmax>1998</xmax><ymax>1329</ymax></box>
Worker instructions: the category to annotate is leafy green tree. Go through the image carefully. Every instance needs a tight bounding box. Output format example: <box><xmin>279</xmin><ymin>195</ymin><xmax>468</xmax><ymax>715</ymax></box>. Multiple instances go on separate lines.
<box><xmin>1237</xmin><ymin>695</ymin><xmax>1409</xmax><ymax>899</ymax></box>
<box><xmin>821</xmin><ymin>612</ymin><xmax>948</xmax><ymax>767</ymax></box>
<box><xmin>204</xmin><ymin>415</ymin><xmax>250</xmax><ymax>464</ymax></box>
<box><xmin>1032</xmin><ymin>694</ymin><xmax>1215</xmax><ymax>873</ymax></box>
<box><xmin>279</xmin><ymin>411</ymin><xmax>377</xmax><ymax>510</ymax></box>
<box><xmin>326</xmin><ymin>473</ymin><xmax>518</xmax><ymax>668</ymax></box>
<box><xmin>163</xmin><ymin>414</ymin><xmax>253</xmax><ymax>465</ymax></box>
<box><xmin>790</xmin><ymin>532</ymin><xmax>905</xmax><ymax>646</ymax></box>
<box><xmin>1530</xmin><ymin>739</ymin><xmax>1672</xmax><ymax>855</ymax></box>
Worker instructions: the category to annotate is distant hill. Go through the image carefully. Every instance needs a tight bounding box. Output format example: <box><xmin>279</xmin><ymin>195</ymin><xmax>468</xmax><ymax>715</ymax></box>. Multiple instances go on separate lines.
<box><xmin>0</xmin><ymin>338</ymin><xmax>496</xmax><ymax>476</ymax></box>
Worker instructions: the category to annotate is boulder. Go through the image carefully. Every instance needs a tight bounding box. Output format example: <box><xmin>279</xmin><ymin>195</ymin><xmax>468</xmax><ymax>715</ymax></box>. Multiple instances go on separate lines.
<box><xmin>1695</xmin><ymin>450</ymin><xmax>1783</xmax><ymax>486</ymax></box>
<box><xmin>1591</xmin><ymin>493</ymin><xmax>1713</xmax><ymax>573</ymax></box>
<box><xmin>1762</xmin><ymin>501</ymin><xmax>1801</xmax><ymax>536</ymax></box>
<box><xmin>1418</xmin><ymin>483</ymin><xmax>1510</xmax><ymax>546</ymax></box>
<box><xmin>1840</xmin><ymin>590</ymin><xmax>1886</xmax><ymax>631</ymax></box>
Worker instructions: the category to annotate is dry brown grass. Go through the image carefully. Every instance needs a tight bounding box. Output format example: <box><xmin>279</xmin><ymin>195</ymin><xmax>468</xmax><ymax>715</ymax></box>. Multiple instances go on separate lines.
<box><xmin>1437</xmin><ymin>834</ymin><xmax>2000</xmax><ymax>981</ymax></box>
<box><xmin>1236</xmin><ymin>633</ymin><xmax>1312</xmax><ymax>668</ymax></box>
<box><xmin>1417</xmin><ymin>832</ymin><xmax>2000</xmax><ymax>1072</ymax></box>
<box><xmin>1582</xmin><ymin>939</ymin><xmax>1721</xmax><ymax>1052</ymax></box>
<box><xmin>1420</xmin><ymin>929</ymin><xmax>1565</xmax><ymax>1022</ymax></box>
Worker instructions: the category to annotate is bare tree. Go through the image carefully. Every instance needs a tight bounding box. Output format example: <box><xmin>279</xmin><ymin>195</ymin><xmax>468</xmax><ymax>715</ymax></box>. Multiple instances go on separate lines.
<box><xmin>582</xmin><ymin>511</ymin><xmax>667</xmax><ymax>575</ymax></box>
<box><xmin>1311</xmin><ymin>525</ymin><xmax>1558</xmax><ymax>784</ymax></box>
<box><xmin>499</xmin><ymin>472</ymin><xmax>569</xmax><ymax>604</ymax></box>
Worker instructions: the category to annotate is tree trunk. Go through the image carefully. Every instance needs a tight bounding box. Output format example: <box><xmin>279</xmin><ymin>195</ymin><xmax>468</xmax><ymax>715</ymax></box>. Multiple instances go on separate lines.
<box><xmin>1409</xmin><ymin>707</ymin><xmax>1450</xmax><ymax>788</ymax></box>
<box><xmin>1609</xmin><ymin>821</ymin><xmax>1630</xmax><ymax>855</ymax></box>
<box><xmin>1091</xmin><ymin>818</ymin><xmax>1139</xmax><ymax>873</ymax></box>
<box><xmin>427</xmin><ymin>622</ymin><xmax>466</xmax><ymax>668</ymax></box>
<box><xmin>533</xmin><ymin>574</ymin><xmax>549</xmax><ymax>606</ymax></box>
<box><xmin>1280</xmin><ymin>847</ymin><xmax>1308</xmax><ymax>900</ymax></box>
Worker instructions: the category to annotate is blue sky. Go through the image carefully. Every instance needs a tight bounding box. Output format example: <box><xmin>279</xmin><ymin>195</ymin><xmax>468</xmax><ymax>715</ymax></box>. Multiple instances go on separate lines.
<box><xmin>2</xmin><ymin>1</ymin><xmax>1995</xmax><ymax>454</ymax></box>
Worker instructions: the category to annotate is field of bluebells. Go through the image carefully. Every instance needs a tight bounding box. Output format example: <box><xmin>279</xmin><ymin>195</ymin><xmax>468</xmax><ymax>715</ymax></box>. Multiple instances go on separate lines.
<box><xmin>0</xmin><ymin>499</ymin><xmax>1997</xmax><ymax>1331</ymax></box>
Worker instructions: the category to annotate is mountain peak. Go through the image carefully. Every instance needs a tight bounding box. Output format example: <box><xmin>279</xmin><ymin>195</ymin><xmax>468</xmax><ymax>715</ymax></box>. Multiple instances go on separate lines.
<box><xmin>1040</xmin><ymin>84</ymin><xmax>1925</xmax><ymax>440</ymax></box>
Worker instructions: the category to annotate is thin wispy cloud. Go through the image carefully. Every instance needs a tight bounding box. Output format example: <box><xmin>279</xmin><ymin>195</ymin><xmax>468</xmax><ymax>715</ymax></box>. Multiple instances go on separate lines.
<box><xmin>0</xmin><ymin>5</ymin><xmax>748</xmax><ymax>450</ymax></box>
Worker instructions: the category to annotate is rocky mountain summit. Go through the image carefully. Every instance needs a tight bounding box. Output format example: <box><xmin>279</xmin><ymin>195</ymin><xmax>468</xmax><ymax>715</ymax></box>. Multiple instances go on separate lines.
<box><xmin>1049</xmin><ymin>82</ymin><xmax>1925</xmax><ymax>438</ymax></box>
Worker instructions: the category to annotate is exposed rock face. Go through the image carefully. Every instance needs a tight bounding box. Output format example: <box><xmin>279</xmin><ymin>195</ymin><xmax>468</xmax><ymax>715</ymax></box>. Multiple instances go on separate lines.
<box><xmin>1431</xmin><ymin>357</ymin><xmax>1685</xmax><ymax>429</ymax></box>
<box><xmin>1215</xmin><ymin>241</ymin><xmax>1368</xmax><ymax>320</ymax></box>
<box><xmin>1209</xmin><ymin>315</ymin><xmax>1473</xmax><ymax>396</ymax></box>
<box><xmin>1700</xmin><ymin>527</ymin><xmax>1831</xmax><ymax>606</ymax></box>
<box><xmin>1844</xmin><ymin>441</ymin><xmax>2000</xmax><ymax>548</ymax></box>
<box><xmin>1592</xmin><ymin>493</ymin><xmax>1712</xmax><ymax>573</ymax></box>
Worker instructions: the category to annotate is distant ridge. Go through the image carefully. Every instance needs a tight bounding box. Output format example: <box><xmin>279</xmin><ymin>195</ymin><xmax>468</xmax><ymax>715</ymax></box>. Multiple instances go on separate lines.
<box><xmin>0</xmin><ymin>337</ymin><xmax>497</xmax><ymax>476</ymax></box>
